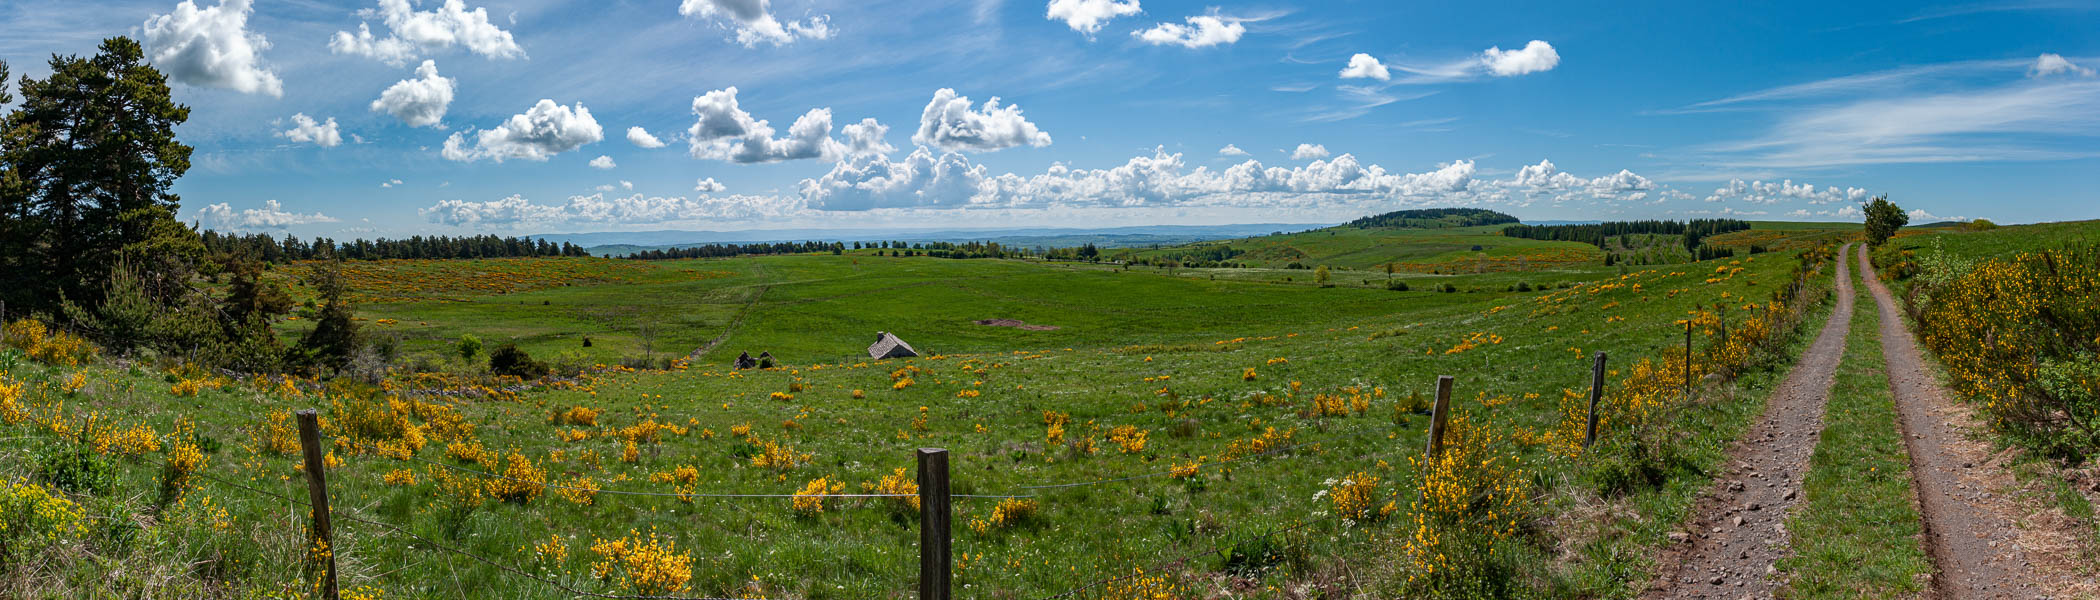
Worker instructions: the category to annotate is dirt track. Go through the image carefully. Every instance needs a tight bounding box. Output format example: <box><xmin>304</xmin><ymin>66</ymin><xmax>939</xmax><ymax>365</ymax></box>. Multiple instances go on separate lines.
<box><xmin>1644</xmin><ymin>243</ymin><xmax>1854</xmax><ymax>599</ymax></box>
<box><xmin>1857</xmin><ymin>245</ymin><xmax>2043</xmax><ymax>599</ymax></box>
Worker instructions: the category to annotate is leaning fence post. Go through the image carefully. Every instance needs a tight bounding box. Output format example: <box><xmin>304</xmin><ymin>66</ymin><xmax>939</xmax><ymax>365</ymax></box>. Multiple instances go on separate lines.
<box><xmin>295</xmin><ymin>409</ymin><xmax>339</xmax><ymax>600</ymax></box>
<box><xmin>917</xmin><ymin>448</ymin><xmax>951</xmax><ymax>600</ymax></box>
<box><xmin>1584</xmin><ymin>352</ymin><xmax>1608</xmax><ymax>449</ymax></box>
<box><xmin>1424</xmin><ymin>376</ymin><xmax>1454</xmax><ymax>458</ymax></box>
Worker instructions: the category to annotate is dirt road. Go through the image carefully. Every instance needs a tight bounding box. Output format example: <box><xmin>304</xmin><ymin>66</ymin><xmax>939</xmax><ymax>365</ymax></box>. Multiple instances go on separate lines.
<box><xmin>1645</xmin><ymin>243</ymin><xmax>1854</xmax><ymax>599</ymax></box>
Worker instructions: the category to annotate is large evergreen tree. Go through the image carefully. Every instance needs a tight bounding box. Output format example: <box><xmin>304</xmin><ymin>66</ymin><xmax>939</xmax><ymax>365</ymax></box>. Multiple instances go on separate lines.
<box><xmin>0</xmin><ymin>38</ymin><xmax>193</xmax><ymax>314</ymax></box>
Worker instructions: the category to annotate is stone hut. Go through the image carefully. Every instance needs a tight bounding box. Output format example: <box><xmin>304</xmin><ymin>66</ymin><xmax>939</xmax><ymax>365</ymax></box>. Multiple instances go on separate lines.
<box><xmin>867</xmin><ymin>331</ymin><xmax>919</xmax><ymax>359</ymax></box>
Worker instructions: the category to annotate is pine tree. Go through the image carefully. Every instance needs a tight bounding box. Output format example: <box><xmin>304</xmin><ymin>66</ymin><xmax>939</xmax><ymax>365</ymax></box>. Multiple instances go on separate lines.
<box><xmin>299</xmin><ymin>263</ymin><xmax>359</xmax><ymax>372</ymax></box>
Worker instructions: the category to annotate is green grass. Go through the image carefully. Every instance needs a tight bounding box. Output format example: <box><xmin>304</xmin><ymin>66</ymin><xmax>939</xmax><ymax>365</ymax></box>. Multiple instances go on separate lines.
<box><xmin>1777</xmin><ymin>266</ymin><xmax>1932</xmax><ymax>598</ymax></box>
<box><xmin>5</xmin><ymin>237</ymin><xmax>1825</xmax><ymax>598</ymax></box>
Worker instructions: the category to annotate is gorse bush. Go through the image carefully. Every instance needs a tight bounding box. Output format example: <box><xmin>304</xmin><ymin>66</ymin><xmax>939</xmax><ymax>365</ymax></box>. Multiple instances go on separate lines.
<box><xmin>1913</xmin><ymin>244</ymin><xmax>2100</xmax><ymax>462</ymax></box>
<box><xmin>489</xmin><ymin>343</ymin><xmax>550</xmax><ymax>379</ymax></box>
<box><xmin>3</xmin><ymin>320</ymin><xmax>99</xmax><ymax>367</ymax></box>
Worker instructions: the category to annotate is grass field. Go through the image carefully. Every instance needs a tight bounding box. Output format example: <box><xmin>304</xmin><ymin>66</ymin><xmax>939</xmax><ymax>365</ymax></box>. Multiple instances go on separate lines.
<box><xmin>2</xmin><ymin>225</ymin><xmax>1841</xmax><ymax>598</ymax></box>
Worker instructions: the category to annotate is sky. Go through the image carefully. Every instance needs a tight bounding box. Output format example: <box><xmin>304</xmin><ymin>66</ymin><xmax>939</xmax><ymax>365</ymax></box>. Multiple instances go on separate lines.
<box><xmin>3</xmin><ymin>0</ymin><xmax>2097</xmax><ymax>239</ymax></box>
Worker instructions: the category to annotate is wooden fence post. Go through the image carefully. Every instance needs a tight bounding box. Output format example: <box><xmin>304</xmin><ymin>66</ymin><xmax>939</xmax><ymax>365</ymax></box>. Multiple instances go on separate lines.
<box><xmin>295</xmin><ymin>410</ymin><xmax>339</xmax><ymax>600</ymax></box>
<box><xmin>917</xmin><ymin>448</ymin><xmax>951</xmax><ymax>600</ymax></box>
<box><xmin>1584</xmin><ymin>352</ymin><xmax>1608</xmax><ymax>449</ymax></box>
<box><xmin>1424</xmin><ymin>376</ymin><xmax>1454</xmax><ymax>458</ymax></box>
<box><xmin>1683</xmin><ymin>321</ymin><xmax>1694</xmax><ymax>393</ymax></box>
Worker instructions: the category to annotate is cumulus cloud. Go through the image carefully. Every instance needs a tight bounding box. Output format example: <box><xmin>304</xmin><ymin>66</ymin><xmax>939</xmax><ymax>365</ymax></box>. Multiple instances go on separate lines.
<box><xmin>370</xmin><ymin>60</ymin><xmax>454</xmax><ymax>128</ymax></box>
<box><xmin>198</xmin><ymin>200</ymin><xmax>339</xmax><ymax>230</ymax></box>
<box><xmin>1339</xmin><ymin>53</ymin><xmax>1390</xmax><ymax>81</ymax></box>
<box><xmin>1480</xmin><ymin>40</ymin><xmax>1560</xmax><ymax>76</ymax></box>
<box><xmin>278</xmin><ymin>114</ymin><xmax>343</xmax><ymax>147</ymax></box>
<box><xmin>679</xmin><ymin>0</ymin><xmax>833</xmax><ymax>47</ymax></box>
<box><xmin>589</xmin><ymin>155</ymin><xmax>616</xmax><ymax>169</ymax></box>
<box><xmin>627</xmin><ymin>126</ymin><xmax>667</xmax><ymax>148</ymax></box>
<box><xmin>1907</xmin><ymin>208</ymin><xmax>1970</xmax><ymax>222</ymax></box>
<box><xmin>381</xmin><ymin>178</ymin><xmax>404</xmax><ymax>188</ymax></box>
<box><xmin>1504</xmin><ymin>159</ymin><xmax>1657</xmax><ymax>201</ymax></box>
<box><xmin>841</xmin><ymin>118</ymin><xmax>896</xmax><ymax>158</ymax></box>
<box><xmin>442</xmin><ymin>99</ymin><xmax>605</xmax><ymax>162</ymax></box>
<box><xmin>2031</xmin><ymin>53</ymin><xmax>2096</xmax><ymax>78</ymax></box>
<box><xmin>799</xmin><ymin>147</ymin><xmax>993</xmax><ymax>211</ymax></box>
<box><xmin>142</xmin><ymin>0</ymin><xmax>283</xmax><ymax>97</ymax></box>
<box><xmin>420</xmin><ymin>192</ymin><xmax>798</xmax><ymax>227</ymax></box>
<box><xmin>1702</xmin><ymin>178</ymin><xmax>1869</xmax><ymax>205</ymax></box>
<box><xmin>686</xmin><ymin>87</ymin><xmax>845</xmax><ymax>163</ymax></box>
<box><xmin>1219</xmin><ymin>144</ymin><xmax>1249</xmax><ymax>157</ymax></box>
<box><xmin>694</xmin><ymin>177</ymin><xmax>727</xmax><ymax>192</ymax></box>
<box><xmin>331</xmin><ymin>0</ymin><xmax>525</xmax><ymax>64</ymax></box>
<box><xmin>913</xmin><ymin>88</ymin><xmax>1052</xmax><ymax>153</ymax></box>
<box><xmin>1134</xmin><ymin>14</ymin><xmax>1245</xmax><ymax>48</ymax></box>
<box><xmin>1291</xmin><ymin>143</ymin><xmax>1329</xmax><ymax>160</ymax></box>
<box><xmin>1045</xmin><ymin>0</ymin><xmax>1142</xmax><ymax>35</ymax></box>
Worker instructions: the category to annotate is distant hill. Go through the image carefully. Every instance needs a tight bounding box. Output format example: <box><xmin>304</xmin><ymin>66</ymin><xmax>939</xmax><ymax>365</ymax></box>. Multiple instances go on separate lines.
<box><xmin>1340</xmin><ymin>208</ymin><xmax>1520</xmax><ymax>229</ymax></box>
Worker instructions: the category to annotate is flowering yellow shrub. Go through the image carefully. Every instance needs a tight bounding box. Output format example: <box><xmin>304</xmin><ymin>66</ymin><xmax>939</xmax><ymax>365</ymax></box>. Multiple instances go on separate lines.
<box><xmin>171</xmin><ymin>378</ymin><xmax>204</xmax><ymax>397</ymax></box>
<box><xmin>1915</xmin><ymin>246</ymin><xmax>2100</xmax><ymax>456</ymax></box>
<box><xmin>260</xmin><ymin>410</ymin><xmax>301</xmax><ymax>455</ymax></box>
<box><xmin>430</xmin><ymin>467</ymin><xmax>485</xmax><ymax>509</ymax></box>
<box><xmin>94</xmin><ymin>422</ymin><xmax>162</xmax><ymax>456</ymax></box>
<box><xmin>1043</xmin><ymin>411</ymin><xmax>1069</xmax><ymax>446</ymax></box>
<box><xmin>1095</xmin><ymin>567</ymin><xmax>1182</xmax><ymax>599</ymax></box>
<box><xmin>1</xmin><ymin>478</ymin><xmax>87</xmax><ymax>553</ymax></box>
<box><xmin>554</xmin><ymin>476</ymin><xmax>600</xmax><ymax>505</ymax></box>
<box><xmin>750</xmin><ymin>438</ymin><xmax>813</xmax><ymax>471</ymax></box>
<box><xmin>970</xmin><ymin>498</ymin><xmax>1037</xmax><ymax>534</ymax></box>
<box><xmin>1242</xmin><ymin>367</ymin><xmax>1258</xmax><ymax>381</ymax></box>
<box><xmin>446</xmin><ymin>441</ymin><xmax>495</xmax><ymax>467</ymax></box>
<box><xmin>61</xmin><ymin>371</ymin><xmax>86</xmax><ymax>394</ymax></box>
<box><xmin>1107</xmin><ymin>425</ymin><xmax>1148</xmax><ymax>454</ymax></box>
<box><xmin>550</xmin><ymin>405</ymin><xmax>598</xmax><ymax>427</ymax></box>
<box><xmin>1322</xmin><ymin>472</ymin><xmax>1391</xmax><ymax>522</ymax></box>
<box><xmin>526</xmin><ymin>534</ymin><xmax>568</xmax><ymax>567</ymax></box>
<box><xmin>651</xmin><ymin>465</ymin><xmax>700</xmax><ymax>485</ymax></box>
<box><xmin>3</xmin><ymin>319</ymin><xmax>98</xmax><ymax>366</ymax></box>
<box><xmin>1223</xmin><ymin>427</ymin><xmax>1296</xmax><ymax>461</ymax></box>
<box><xmin>161</xmin><ymin>440</ymin><xmax>207</xmax><ymax>497</ymax></box>
<box><xmin>486</xmin><ymin>451</ymin><xmax>547</xmax><ymax>504</ymax></box>
<box><xmin>589</xmin><ymin>528</ymin><xmax>694</xmax><ymax>596</ymax></box>
<box><xmin>1400</xmin><ymin>413</ymin><xmax>1527</xmax><ymax>589</ymax></box>
<box><xmin>791</xmin><ymin>476</ymin><xmax>845</xmax><ymax>515</ymax></box>
<box><xmin>383</xmin><ymin>469</ymin><xmax>418</xmax><ymax>486</ymax></box>
<box><xmin>862</xmin><ymin>467</ymin><xmax>919</xmax><ymax>512</ymax></box>
<box><xmin>1169</xmin><ymin>459</ymin><xmax>1202</xmax><ymax>479</ymax></box>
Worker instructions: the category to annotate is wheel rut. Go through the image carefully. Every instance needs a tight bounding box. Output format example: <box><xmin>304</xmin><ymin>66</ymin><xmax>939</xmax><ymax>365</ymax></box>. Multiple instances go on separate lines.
<box><xmin>1644</xmin><ymin>243</ymin><xmax>1854</xmax><ymax>599</ymax></box>
<box><xmin>1857</xmin><ymin>245</ymin><xmax>2041</xmax><ymax>599</ymax></box>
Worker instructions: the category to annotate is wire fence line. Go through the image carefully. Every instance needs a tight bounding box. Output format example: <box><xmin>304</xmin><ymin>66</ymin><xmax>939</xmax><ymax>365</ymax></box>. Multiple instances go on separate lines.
<box><xmin>403</xmin><ymin>454</ymin><xmax>1033</xmax><ymax>500</ymax></box>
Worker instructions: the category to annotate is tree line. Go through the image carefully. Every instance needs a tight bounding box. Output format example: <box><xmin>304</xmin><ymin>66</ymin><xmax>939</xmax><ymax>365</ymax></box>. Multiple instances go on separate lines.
<box><xmin>201</xmin><ymin>231</ymin><xmax>592</xmax><ymax>262</ymax></box>
<box><xmin>1343</xmin><ymin>208</ymin><xmax>1520</xmax><ymax>229</ymax></box>
<box><xmin>1501</xmin><ymin>219</ymin><xmax>1751</xmax><ymax>251</ymax></box>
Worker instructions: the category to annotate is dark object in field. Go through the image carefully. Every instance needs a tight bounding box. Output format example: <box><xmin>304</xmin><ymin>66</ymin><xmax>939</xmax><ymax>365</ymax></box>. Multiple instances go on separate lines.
<box><xmin>758</xmin><ymin>351</ymin><xmax>776</xmax><ymax>369</ymax></box>
<box><xmin>581</xmin><ymin>336</ymin><xmax>592</xmax><ymax>347</ymax></box>
<box><xmin>868</xmin><ymin>331</ymin><xmax>920</xmax><ymax>359</ymax></box>
<box><xmin>734</xmin><ymin>351</ymin><xmax>758</xmax><ymax>369</ymax></box>
<box><xmin>974</xmin><ymin>318</ymin><xmax>1060</xmax><ymax>331</ymax></box>
<box><xmin>489</xmin><ymin>343</ymin><xmax>549</xmax><ymax>379</ymax></box>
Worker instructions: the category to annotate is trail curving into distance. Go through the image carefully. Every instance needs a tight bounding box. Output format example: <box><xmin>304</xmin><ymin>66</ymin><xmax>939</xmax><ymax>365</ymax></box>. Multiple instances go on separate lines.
<box><xmin>1857</xmin><ymin>244</ymin><xmax>2038</xmax><ymax>599</ymax></box>
<box><xmin>1645</xmin><ymin>243</ymin><xmax>1854</xmax><ymax>599</ymax></box>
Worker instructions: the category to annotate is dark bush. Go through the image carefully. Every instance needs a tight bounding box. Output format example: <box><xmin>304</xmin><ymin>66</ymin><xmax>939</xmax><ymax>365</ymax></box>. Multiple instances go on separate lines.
<box><xmin>1386</xmin><ymin>280</ymin><xmax>1409</xmax><ymax>291</ymax></box>
<box><xmin>489</xmin><ymin>343</ymin><xmax>550</xmax><ymax>379</ymax></box>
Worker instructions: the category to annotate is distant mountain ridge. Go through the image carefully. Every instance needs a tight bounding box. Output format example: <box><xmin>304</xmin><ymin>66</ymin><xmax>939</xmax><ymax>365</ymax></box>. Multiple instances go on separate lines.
<box><xmin>533</xmin><ymin>224</ymin><xmax>1325</xmax><ymax>256</ymax></box>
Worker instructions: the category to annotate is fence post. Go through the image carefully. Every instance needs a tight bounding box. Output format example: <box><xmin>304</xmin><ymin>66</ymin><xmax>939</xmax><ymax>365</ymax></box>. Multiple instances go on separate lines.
<box><xmin>1424</xmin><ymin>376</ymin><xmax>1454</xmax><ymax>458</ymax></box>
<box><xmin>1683</xmin><ymin>321</ymin><xmax>1694</xmax><ymax>393</ymax></box>
<box><xmin>917</xmin><ymin>448</ymin><xmax>951</xmax><ymax>600</ymax></box>
<box><xmin>1584</xmin><ymin>352</ymin><xmax>1608</xmax><ymax>449</ymax></box>
<box><xmin>295</xmin><ymin>410</ymin><xmax>339</xmax><ymax>600</ymax></box>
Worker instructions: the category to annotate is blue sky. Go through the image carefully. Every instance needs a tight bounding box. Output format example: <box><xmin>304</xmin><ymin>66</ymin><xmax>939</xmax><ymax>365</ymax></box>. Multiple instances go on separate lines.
<box><xmin>4</xmin><ymin>0</ymin><xmax>2096</xmax><ymax>238</ymax></box>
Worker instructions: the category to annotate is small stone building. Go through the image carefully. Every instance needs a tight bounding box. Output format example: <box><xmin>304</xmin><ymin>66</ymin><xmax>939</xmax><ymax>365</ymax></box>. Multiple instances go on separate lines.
<box><xmin>867</xmin><ymin>331</ymin><xmax>919</xmax><ymax>359</ymax></box>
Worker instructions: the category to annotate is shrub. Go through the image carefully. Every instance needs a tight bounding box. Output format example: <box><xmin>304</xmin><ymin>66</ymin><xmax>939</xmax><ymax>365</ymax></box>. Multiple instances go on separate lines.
<box><xmin>36</xmin><ymin>445</ymin><xmax>115</xmax><ymax>496</ymax></box>
<box><xmin>1440</xmin><ymin>283</ymin><xmax>1458</xmax><ymax>293</ymax></box>
<box><xmin>489</xmin><ymin>343</ymin><xmax>550</xmax><ymax>379</ymax></box>
<box><xmin>1386</xmin><ymin>280</ymin><xmax>1410</xmax><ymax>291</ymax></box>
<box><xmin>1915</xmin><ymin>244</ymin><xmax>2100</xmax><ymax>461</ymax></box>
<box><xmin>456</xmin><ymin>334</ymin><xmax>483</xmax><ymax>360</ymax></box>
<box><xmin>1</xmin><ymin>478</ymin><xmax>88</xmax><ymax>563</ymax></box>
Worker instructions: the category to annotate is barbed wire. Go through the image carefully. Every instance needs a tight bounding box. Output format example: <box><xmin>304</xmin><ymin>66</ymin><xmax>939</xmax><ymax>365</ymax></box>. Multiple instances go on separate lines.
<box><xmin>403</xmin><ymin>454</ymin><xmax>1032</xmax><ymax>500</ymax></box>
<box><xmin>1016</xmin><ymin>422</ymin><xmax>1399</xmax><ymax>491</ymax></box>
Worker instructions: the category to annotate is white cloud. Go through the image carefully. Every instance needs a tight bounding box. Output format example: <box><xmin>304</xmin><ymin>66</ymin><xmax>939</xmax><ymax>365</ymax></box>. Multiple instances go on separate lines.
<box><xmin>381</xmin><ymin>179</ymin><xmax>403</xmax><ymax>188</ymax></box>
<box><xmin>1134</xmin><ymin>14</ymin><xmax>1245</xmax><ymax>48</ymax></box>
<box><xmin>370</xmin><ymin>59</ymin><xmax>454</xmax><ymax>128</ymax></box>
<box><xmin>694</xmin><ymin>177</ymin><xmax>727</xmax><ymax>192</ymax></box>
<box><xmin>799</xmin><ymin>147</ymin><xmax>993</xmax><ymax>211</ymax></box>
<box><xmin>1045</xmin><ymin>0</ymin><xmax>1142</xmax><ymax>35</ymax></box>
<box><xmin>620</xmin><ymin>180</ymin><xmax>634</xmax><ymax>190</ymax></box>
<box><xmin>590</xmin><ymin>155</ymin><xmax>617</xmax><ymax>169</ymax></box>
<box><xmin>1702</xmin><ymin>178</ymin><xmax>1869</xmax><ymax>205</ymax></box>
<box><xmin>2031</xmin><ymin>53</ymin><xmax>2096</xmax><ymax>78</ymax></box>
<box><xmin>420</xmin><ymin>192</ymin><xmax>798</xmax><ymax>227</ymax></box>
<box><xmin>142</xmin><ymin>0</ymin><xmax>282</xmax><ymax>97</ymax></box>
<box><xmin>198</xmin><ymin>200</ymin><xmax>339</xmax><ymax>230</ymax></box>
<box><xmin>841</xmin><ymin>117</ymin><xmax>896</xmax><ymax>157</ymax></box>
<box><xmin>1219</xmin><ymin>144</ymin><xmax>1249</xmax><ymax>157</ymax></box>
<box><xmin>627</xmin><ymin>126</ymin><xmax>667</xmax><ymax>148</ymax></box>
<box><xmin>686</xmin><ymin>86</ymin><xmax>844</xmax><ymax>163</ymax></box>
<box><xmin>679</xmin><ymin>0</ymin><xmax>833</xmax><ymax>47</ymax></box>
<box><xmin>1480</xmin><ymin>40</ymin><xmax>1560</xmax><ymax>76</ymax></box>
<box><xmin>1704</xmin><ymin>78</ymin><xmax>2100</xmax><ymax>167</ymax></box>
<box><xmin>913</xmin><ymin>88</ymin><xmax>1052</xmax><ymax>153</ymax></box>
<box><xmin>332</xmin><ymin>0</ymin><xmax>525</xmax><ymax>64</ymax></box>
<box><xmin>442</xmin><ymin>99</ymin><xmax>605</xmax><ymax>162</ymax></box>
<box><xmin>1907</xmin><ymin>208</ymin><xmax>1969</xmax><ymax>222</ymax></box>
<box><xmin>1339</xmin><ymin>53</ymin><xmax>1390</xmax><ymax>81</ymax></box>
<box><xmin>1504</xmin><ymin>159</ymin><xmax>1659</xmax><ymax>201</ymax></box>
<box><xmin>1291</xmin><ymin>143</ymin><xmax>1329</xmax><ymax>160</ymax></box>
<box><xmin>278</xmin><ymin>114</ymin><xmax>343</xmax><ymax>147</ymax></box>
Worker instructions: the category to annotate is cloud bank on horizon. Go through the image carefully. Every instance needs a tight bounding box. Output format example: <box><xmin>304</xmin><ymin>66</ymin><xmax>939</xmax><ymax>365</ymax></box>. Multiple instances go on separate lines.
<box><xmin>1</xmin><ymin>0</ymin><xmax>2092</xmax><ymax>235</ymax></box>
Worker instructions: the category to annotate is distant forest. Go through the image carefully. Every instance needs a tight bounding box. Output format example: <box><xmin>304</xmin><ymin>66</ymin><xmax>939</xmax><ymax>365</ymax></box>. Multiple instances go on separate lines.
<box><xmin>1501</xmin><ymin>219</ymin><xmax>1751</xmax><ymax>250</ymax></box>
<box><xmin>201</xmin><ymin>231</ymin><xmax>592</xmax><ymax>262</ymax></box>
<box><xmin>1342</xmin><ymin>208</ymin><xmax>1520</xmax><ymax>229</ymax></box>
<box><xmin>623</xmin><ymin>239</ymin><xmax>1027</xmax><ymax>260</ymax></box>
